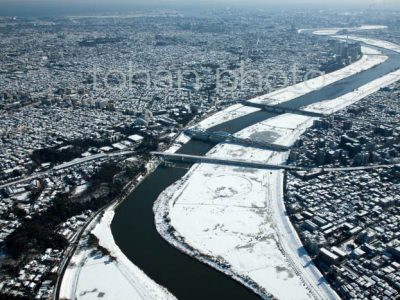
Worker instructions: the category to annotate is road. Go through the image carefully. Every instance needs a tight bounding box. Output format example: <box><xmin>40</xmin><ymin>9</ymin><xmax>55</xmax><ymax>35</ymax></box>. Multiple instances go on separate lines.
<box><xmin>58</xmin><ymin>27</ymin><xmax>400</xmax><ymax>300</ymax></box>
<box><xmin>53</xmin><ymin>168</ymin><xmax>143</xmax><ymax>300</ymax></box>
<box><xmin>0</xmin><ymin>150</ymin><xmax>134</xmax><ymax>189</ymax></box>
<box><xmin>152</xmin><ymin>151</ymin><xmax>399</xmax><ymax>172</ymax></box>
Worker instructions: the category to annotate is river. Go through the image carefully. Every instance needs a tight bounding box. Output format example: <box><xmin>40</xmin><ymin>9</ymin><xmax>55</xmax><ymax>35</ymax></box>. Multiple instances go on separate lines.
<box><xmin>111</xmin><ymin>47</ymin><xmax>400</xmax><ymax>299</ymax></box>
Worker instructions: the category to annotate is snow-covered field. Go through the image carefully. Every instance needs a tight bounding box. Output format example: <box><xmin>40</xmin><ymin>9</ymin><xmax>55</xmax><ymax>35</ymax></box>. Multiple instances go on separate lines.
<box><xmin>165</xmin><ymin>133</ymin><xmax>191</xmax><ymax>153</ymax></box>
<box><xmin>61</xmin><ymin>26</ymin><xmax>400</xmax><ymax>300</ymax></box>
<box><xmin>361</xmin><ymin>46</ymin><xmax>382</xmax><ymax>55</ymax></box>
<box><xmin>310</xmin><ymin>25</ymin><xmax>387</xmax><ymax>36</ymax></box>
<box><xmin>234</xmin><ymin>113</ymin><xmax>317</xmax><ymax>148</ymax></box>
<box><xmin>155</xmin><ymin>164</ymin><xmax>315</xmax><ymax>299</ymax></box>
<box><xmin>248</xmin><ymin>47</ymin><xmax>387</xmax><ymax>106</ymax></box>
<box><xmin>60</xmin><ymin>201</ymin><xmax>175</xmax><ymax>300</ymax></box>
<box><xmin>305</xmin><ymin>69</ymin><xmax>400</xmax><ymax>114</ymax></box>
<box><xmin>153</xmin><ymin>28</ymin><xmax>399</xmax><ymax>300</ymax></box>
<box><xmin>194</xmin><ymin>104</ymin><xmax>260</xmax><ymax>130</ymax></box>
<box><xmin>189</xmin><ymin>45</ymin><xmax>386</xmax><ymax>132</ymax></box>
<box><xmin>334</xmin><ymin>35</ymin><xmax>400</xmax><ymax>53</ymax></box>
<box><xmin>154</xmin><ymin>116</ymin><xmax>340</xmax><ymax>299</ymax></box>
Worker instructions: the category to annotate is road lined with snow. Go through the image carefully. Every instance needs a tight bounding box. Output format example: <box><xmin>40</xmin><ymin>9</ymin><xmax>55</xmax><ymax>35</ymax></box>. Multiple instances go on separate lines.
<box><xmin>0</xmin><ymin>150</ymin><xmax>134</xmax><ymax>189</ymax></box>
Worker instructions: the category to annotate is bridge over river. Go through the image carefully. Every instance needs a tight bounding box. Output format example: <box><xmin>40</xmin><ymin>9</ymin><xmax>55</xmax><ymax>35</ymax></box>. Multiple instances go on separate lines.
<box><xmin>110</xmin><ymin>34</ymin><xmax>400</xmax><ymax>300</ymax></box>
<box><xmin>152</xmin><ymin>151</ymin><xmax>399</xmax><ymax>172</ymax></box>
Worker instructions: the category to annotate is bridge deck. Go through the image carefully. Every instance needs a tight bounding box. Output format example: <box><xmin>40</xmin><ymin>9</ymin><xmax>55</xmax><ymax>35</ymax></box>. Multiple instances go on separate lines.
<box><xmin>241</xmin><ymin>100</ymin><xmax>325</xmax><ymax>118</ymax></box>
<box><xmin>184</xmin><ymin>129</ymin><xmax>290</xmax><ymax>151</ymax></box>
<box><xmin>151</xmin><ymin>152</ymin><xmax>398</xmax><ymax>172</ymax></box>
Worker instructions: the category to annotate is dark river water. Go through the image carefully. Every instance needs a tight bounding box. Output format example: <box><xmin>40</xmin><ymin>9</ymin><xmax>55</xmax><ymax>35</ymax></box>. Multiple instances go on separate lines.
<box><xmin>111</xmin><ymin>47</ymin><xmax>400</xmax><ymax>299</ymax></box>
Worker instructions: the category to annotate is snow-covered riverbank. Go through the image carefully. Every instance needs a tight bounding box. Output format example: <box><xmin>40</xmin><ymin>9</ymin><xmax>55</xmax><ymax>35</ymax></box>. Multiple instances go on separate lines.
<box><xmin>154</xmin><ymin>117</ymin><xmax>338</xmax><ymax>300</ymax></box>
<box><xmin>195</xmin><ymin>104</ymin><xmax>260</xmax><ymax>130</ymax></box>
<box><xmin>334</xmin><ymin>35</ymin><xmax>400</xmax><ymax>53</ymax></box>
<box><xmin>247</xmin><ymin>46</ymin><xmax>387</xmax><ymax>107</ymax></box>
<box><xmin>190</xmin><ymin>44</ymin><xmax>387</xmax><ymax>133</ymax></box>
<box><xmin>153</xmin><ymin>29</ymin><xmax>400</xmax><ymax>300</ymax></box>
<box><xmin>59</xmin><ymin>167</ymin><xmax>176</xmax><ymax>300</ymax></box>
<box><xmin>304</xmin><ymin>68</ymin><xmax>400</xmax><ymax>114</ymax></box>
<box><xmin>60</xmin><ymin>26</ymin><xmax>400</xmax><ymax>300</ymax></box>
<box><xmin>308</xmin><ymin>25</ymin><xmax>387</xmax><ymax>36</ymax></box>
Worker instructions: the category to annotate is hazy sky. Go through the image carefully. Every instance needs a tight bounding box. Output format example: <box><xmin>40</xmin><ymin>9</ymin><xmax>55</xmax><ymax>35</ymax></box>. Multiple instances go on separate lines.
<box><xmin>0</xmin><ymin>0</ymin><xmax>399</xmax><ymax>16</ymax></box>
<box><xmin>0</xmin><ymin>0</ymin><xmax>398</xmax><ymax>5</ymax></box>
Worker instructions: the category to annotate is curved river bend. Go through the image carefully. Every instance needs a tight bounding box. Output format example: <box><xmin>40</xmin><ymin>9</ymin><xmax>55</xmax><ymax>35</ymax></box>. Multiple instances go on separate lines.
<box><xmin>111</xmin><ymin>48</ymin><xmax>400</xmax><ymax>299</ymax></box>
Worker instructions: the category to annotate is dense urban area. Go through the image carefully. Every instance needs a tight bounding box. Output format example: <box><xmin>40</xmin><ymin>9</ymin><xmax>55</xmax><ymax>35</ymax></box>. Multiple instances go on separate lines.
<box><xmin>286</xmin><ymin>82</ymin><xmax>400</xmax><ymax>299</ymax></box>
<box><xmin>0</xmin><ymin>7</ymin><xmax>399</xmax><ymax>300</ymax></box>
<box><xmin>289</xmin><ymin>82</ymin><xmax>400</xmax><ymax>167</ymax></box>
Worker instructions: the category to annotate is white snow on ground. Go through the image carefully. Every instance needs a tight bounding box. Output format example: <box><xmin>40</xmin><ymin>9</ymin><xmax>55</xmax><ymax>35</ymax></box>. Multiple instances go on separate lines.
<box><xmin>310</xmin><ymin>25</ymin><xmax>387</xmax><ymax>35</ymax></box>
<box><xmin>191</xmin><ymin>45</ymin><xmax>385</xmax><ymax>131</ymax></box>
<box><xmin>154</xmin><ymin>31</ymin><xmax>400</xmax><ymax>300</ymax></box>
<box><xmin>207</xmin><ymin>143</ymin><xmax>276</xmax><ymax>164</ymax></box>
<box><xmin>361</xmin><ymin>46</ymin><xmax>382</xmax><ymax>55</ymax></box>
<box><xmin>154</xmin><ymin>107</ymin><xmax>345</xmax><ymax>299</ymax></box>
<box><xmin>199</xmin><ymin>113</ymin><xmax>316</xmax><ymax>167</ymax></box>
<box><xmin>165</xmin><ymin>133</ymin><xmax>191</xmax><ymax>153</ymax></box>
<box><xmin>248</xmin><ymin>48</ymin><xmax>387</xmax><ymax>106</ymax></box>
<box><xmin>358</xmin><ymin>25</ymin><xmax>387</xmax><ymax>30</ymax></box>
<box><xmin>334</xmin><ymin>35</ymin><xmax>400</xmax><ymax>53</ymax></box>
<box><xmin>304</xmin><ymin>69</ymin><xmax>400</xmax><ymax>114</ymax></box>
<box><xmin>159</xmin><ymin>164</ymin><xmax>316</xmax><ymax>300</ymax></box>
<box><xmin>60</xmin><ymin>206</ymin><xmax>176</xmax><ymax>300</ymax></box>
<box><xmin>310</xmin><ymin>28</ymin><xmax>341</xmax><ymax>35</ymax></box>
<box><xmin>194</xmin><ymin>104</ymin><xmax>260</xmax><ymax>130</ymax></box>
<box><xmin>61</xmin><ymin>26</ymin><xmax>398</xmax><ymax>300</ymax></box>
<box><xmin>235</xmin><ymin>113</ymin><xmax>317</xmax><ymax>147</ymax></box>
<box><xmin>155</xmin><ymin>148</ymin><xmax>339</xmax><ymax>299</ymax></box>
<box><xmin>12</xmin><ymin>191</ymin><xmax>31</xmax><ymax>201</ymax></box>
<box><xmin>73</xmin><ymin>184</ymin><xmax>89</xmax><ymax>196</ymax></box>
